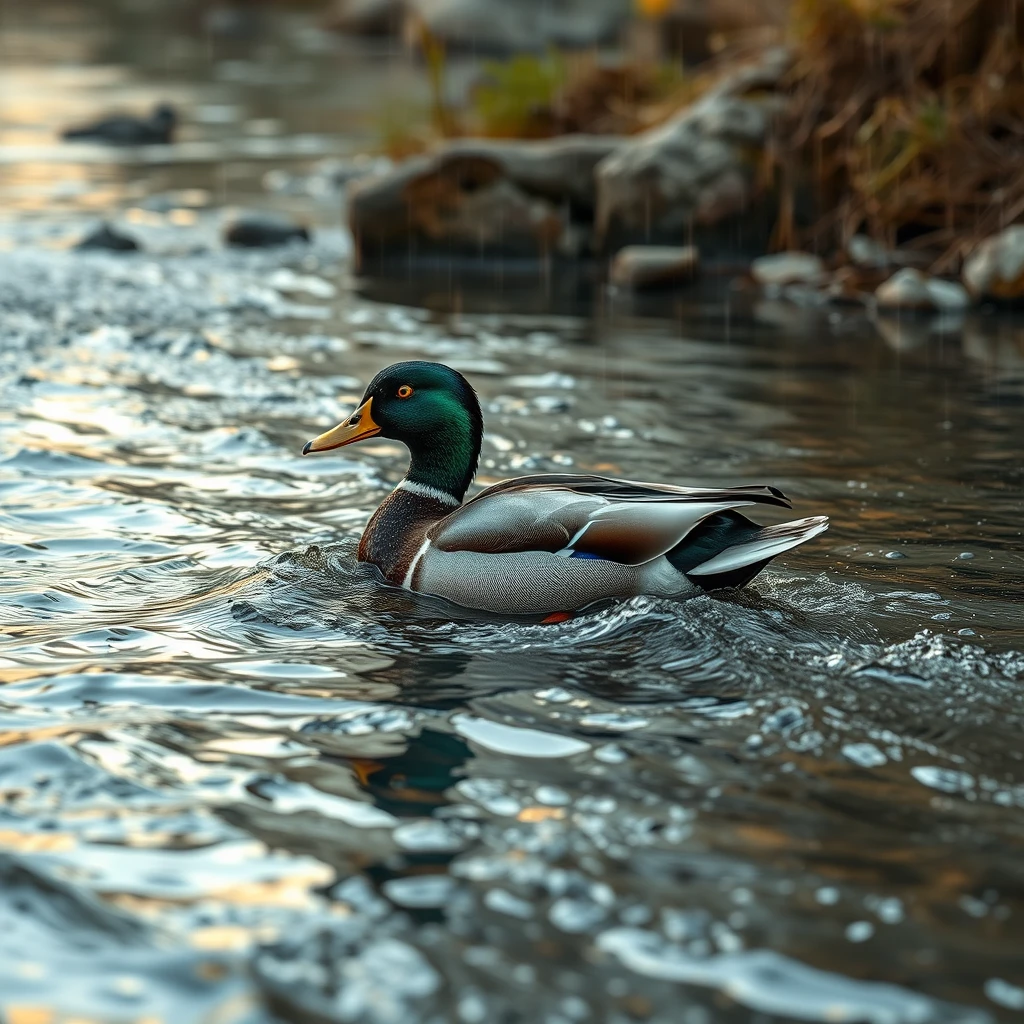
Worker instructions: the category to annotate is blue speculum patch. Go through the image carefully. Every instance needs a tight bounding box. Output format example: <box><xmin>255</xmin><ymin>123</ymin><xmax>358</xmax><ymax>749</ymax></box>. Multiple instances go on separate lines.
<box><xmin>569</xmin><ymin>551</ymin><xmax>604</xmax><ymax>560</ymax></box>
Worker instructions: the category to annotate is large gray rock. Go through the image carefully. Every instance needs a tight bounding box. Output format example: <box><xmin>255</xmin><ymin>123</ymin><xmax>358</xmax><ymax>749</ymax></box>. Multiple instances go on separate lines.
<box><xmin>963</xmin><ymin>225</ymin><xmax>1024</xmax><ymax>301</ymax></box>
<box><xmin>406</xmin><ymin>0</ymin><xmax>630</xmax><ymax>51</ymax></box>
<box><xmin>595</xmin><ymin>47</ymin><xmax>790</xmax><ymax>249</ymax></box>
<box><xmin>329</xmin><ymin>0</ymin><xmax>630</xmax><ymax>49</ymax></box>
<box><xmin>348</xmin><ymin>136</ymin><xmax>624</xmax><ymax>265</ymax></box>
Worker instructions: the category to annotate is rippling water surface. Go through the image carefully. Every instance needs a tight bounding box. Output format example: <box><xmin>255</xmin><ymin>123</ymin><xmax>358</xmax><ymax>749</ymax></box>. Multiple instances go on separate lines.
<box><xmin>2</xmin><ymin>4</ymin><xmax>1024</xmax><ymax>1023</ymax></box>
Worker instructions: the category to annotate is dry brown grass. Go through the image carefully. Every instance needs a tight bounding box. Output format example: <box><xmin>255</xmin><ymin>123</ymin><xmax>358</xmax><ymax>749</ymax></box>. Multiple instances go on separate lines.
<box><xmin>775</xmin><ymin>0</ymin><xmax>1024</xmax><ymax>267</ymax></box>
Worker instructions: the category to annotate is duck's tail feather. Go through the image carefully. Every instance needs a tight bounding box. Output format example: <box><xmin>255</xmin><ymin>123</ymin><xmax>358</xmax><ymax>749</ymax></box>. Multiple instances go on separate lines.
<box><xmin>668</xmin><ymin>512</ymin><xmax>829</xmax><ymax>591</ymax></box>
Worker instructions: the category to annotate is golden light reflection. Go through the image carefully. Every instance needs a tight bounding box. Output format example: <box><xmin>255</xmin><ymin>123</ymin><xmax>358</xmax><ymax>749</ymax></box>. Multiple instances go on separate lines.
<box><xmin>4</xmin><ymin>1007</ymin><xmax>55</xmax><ymax>1024</ymax></box>
<box><xmin>0</xmin><ymin>725</ymin><xmax>84</xmax><ymax>750</ymax></box>
<box><xmin>517</xmin><ymin>807</ymin><xmax>566</xmax><ymax>823</ymax></box>
<box><xmin>0</xmin><ymin>828</ymin><xmax>76</xmax><ymax>853</ymax></box>
<box><xmin>190</xmin><ymin>924</ymin><xmax>272</xmax><ymax>952</ymax></box>
<box><xmin>167</xmin><ymin>208</ymin><xmax>197</xmax><ymax>226</ymax></box>
<box><xmin>207</xmin><ymin>864</ymin><xmax>335</xmax><ymax>909</ymax></box>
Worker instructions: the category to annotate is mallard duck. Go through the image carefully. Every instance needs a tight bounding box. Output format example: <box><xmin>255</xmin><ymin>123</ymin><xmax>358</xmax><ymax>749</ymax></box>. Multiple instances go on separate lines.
<box><xmin>302</xmin><ymin>361</ymin><xmax>828</xmax><ymax>616</ymax></box>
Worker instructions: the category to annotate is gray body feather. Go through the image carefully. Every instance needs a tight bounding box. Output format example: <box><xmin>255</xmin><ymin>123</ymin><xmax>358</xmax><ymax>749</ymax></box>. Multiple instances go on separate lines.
<box><xmin>390</xmin><ymin>474</ymin><xmax>828</xmax><ymax>614</ymax></box>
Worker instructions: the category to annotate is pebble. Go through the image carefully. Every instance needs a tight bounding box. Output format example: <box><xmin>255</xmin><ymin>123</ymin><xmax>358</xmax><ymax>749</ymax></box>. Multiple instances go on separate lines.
<box><xmin>875</xmin><ymin>268</ymin><xmax>933</xmax><ymax>309</ymax></box>
<box><xmin>609</xmin><ymin>245</ymin><xmax>699</xmax><ymax>290</ymax></box>
<box><xmin>925</xmin><ymin>276</ymin><xmax>970</xmax><ymax>310</ymax></box>
<box><xmin>963</xmin><ymin>224</ymin><xmax>1024</xmax><ymax>300</ymax></box>
<box><xmin>751</xmin><ymin>251</ymin><xmax>826</xmax><ymax>287</ymax></box>
<box><xmin>223</xmin><ymin>212</ymin><xmax>311</xmax><ymax>248</ymax></box>
<box><xmin>875</xmin><ymin>268</ymin><xmax>970</xmax><ymax>311</ymax></box>
<box><xmin>75</xmin><ymin>223</ymin><xmax>140</xmax><ymax>252</ymax></box>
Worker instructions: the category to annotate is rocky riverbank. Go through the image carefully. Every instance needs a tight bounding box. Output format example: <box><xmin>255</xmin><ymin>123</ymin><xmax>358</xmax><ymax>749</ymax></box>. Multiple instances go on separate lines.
<box><xmin>325</xmin><ymin>0</ymin><xmax>1024</xmax><ymax>310</ymax></box>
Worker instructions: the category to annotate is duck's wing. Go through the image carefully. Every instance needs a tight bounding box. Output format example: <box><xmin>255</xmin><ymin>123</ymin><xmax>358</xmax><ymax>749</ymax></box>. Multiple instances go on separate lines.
<box><xmin>427</xmin><ymin>474</ymin><xmax>792</xmax><ymax>566</ymax></box>
<box><xmin>466</xmin><ymin>473</ymin><xmax>793</xmax><ymax>507</ymax></box>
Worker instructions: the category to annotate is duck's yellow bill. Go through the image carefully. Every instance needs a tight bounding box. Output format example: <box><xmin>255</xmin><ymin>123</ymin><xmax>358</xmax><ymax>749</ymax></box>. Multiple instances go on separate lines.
<box><xmin>302</xmin><ymin>397</ymin><xmax>380</xmax><ymax>454</ymax></box>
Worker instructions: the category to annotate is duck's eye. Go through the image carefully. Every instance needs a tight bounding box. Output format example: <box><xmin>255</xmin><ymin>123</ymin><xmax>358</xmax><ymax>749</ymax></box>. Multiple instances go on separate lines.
<box><xmin>397</xmin><ymin>385</ymin><xmax>414</xmax><ymax>399</ymax></box>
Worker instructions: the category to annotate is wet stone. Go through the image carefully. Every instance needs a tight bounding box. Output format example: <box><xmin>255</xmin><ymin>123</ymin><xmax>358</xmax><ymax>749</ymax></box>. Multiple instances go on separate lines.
<box><xmin>223</xmin><ymin>212</ymin><xmax>311</xmax><ymax>248</ymax></box>
<box><xmin>963</xmin><ymin>224</ymin><xmax>1024</xmax><ymax>301</ymax></box>
<box><xmin>875</xmin><ymin>268</ymin><xmax>970</xmax><ymax>311</ymax></box>
<box><xmin>751</xmin><ymin>251</ymin><xmax>825</xmax><ymax>287</ymax></box>
<box><xmin>74</xmin><ymin>223</ymin><xmax>141</xmax><ymax>253</ymax></box>
<box><xmin>609</xmin><ymin>245</ymin><xmax>699</xmax><ymax>290</ymax></box>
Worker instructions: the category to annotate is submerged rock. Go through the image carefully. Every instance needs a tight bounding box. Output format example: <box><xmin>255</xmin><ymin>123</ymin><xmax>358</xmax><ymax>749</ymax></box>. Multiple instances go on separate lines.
<box><xmin>876</xmin><ymin>269</ymin><xmax>970</xmax><ymax>311</ymax></box>
<box><xmin>962</xmin><ymin>225</ymin><xmax>1024</xmax><ymax>301</ymax></box>
<box><xmin>348</xmin><ymin>136</ymin><xmax>622</xmax><ymax>265</ymax></box>
<box><xmin>61</xmin><ymin>103</ymin><xmax>177</xmax><ymax>145</ymax></box>
<box><xmin>74</xmin><ymin>224</ymin><xmax>141</xmax><ymax>253</ymax></box>
<box><xmin>595</xmin><ymin>47</ymin><xmax>790</xmax><ymax>250</ymax></box>
<box><xmin>609</xmin><ymin>245</ymin><xmax>699</xmax><ymax>290</ymax></box>
<box><xmin>223</xmin><ymin>213</ymin><xmax>311</xmax><ymax>248</ymax></box>
<box><xmin>751</xmin><ymin>251</ymin><xmax>824</xmax><ymax>287</ymax></box>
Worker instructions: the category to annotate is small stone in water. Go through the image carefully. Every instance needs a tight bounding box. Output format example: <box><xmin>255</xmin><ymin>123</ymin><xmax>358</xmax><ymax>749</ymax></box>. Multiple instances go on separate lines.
<box><xmin>751</xmin><ymin>251</ymin><xmax>825</xmax><ymax>286</ymax></box>
<box><xmin>815</xmin><ymin>887</ymin><xmax>840</xmax><ymax>905</ymax></box>
<box><xmin>884</xmin><ymin>550</ymin><xmax>906</xmax><ymax>559</ymax></box>
<box><xmin>594</xmin><ymin>744</ymin><xmax>627</xmax><ymax>764</ymax></box>
<box><xmin>223</xmin><ymin>212</ymin><xmax>310</xmax><ymax>248</ymax></box>
<box><xmin>75</xmin><ymin>223</ymin><xmax>141</xmax><ymax>252</ymax></box>
<box><xmin>609</xmin><ymin>245</ymin><xmax>699</xmax><ymax>290</ymax></box>
<box><xmin>958</xmin><ymin>551</ymin><xmax>975</xmax><ymax>559</ymax></box>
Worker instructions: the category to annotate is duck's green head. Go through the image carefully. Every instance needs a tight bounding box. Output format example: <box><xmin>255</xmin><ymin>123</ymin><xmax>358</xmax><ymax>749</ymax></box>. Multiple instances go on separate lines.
<box><xmin>302</xmin><ymin>361</ymin><xmax>482</xmax><ymax>501</ymax></box>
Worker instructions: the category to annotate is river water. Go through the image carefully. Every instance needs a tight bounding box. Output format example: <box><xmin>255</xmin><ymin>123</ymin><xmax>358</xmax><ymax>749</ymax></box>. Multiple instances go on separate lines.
<box><xmin>1</xmin><ymin>3</ymin><xmax>1023</xmax><ymax>1022</ymax></box>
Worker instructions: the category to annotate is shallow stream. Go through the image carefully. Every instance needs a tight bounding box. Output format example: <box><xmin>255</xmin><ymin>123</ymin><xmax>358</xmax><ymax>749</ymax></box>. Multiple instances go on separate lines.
<box><xmin>1</xmin><ymin>3</ymin><xmax>1023</xmax><ymax>1022</ymax></box>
